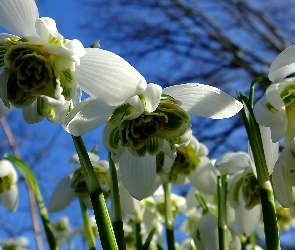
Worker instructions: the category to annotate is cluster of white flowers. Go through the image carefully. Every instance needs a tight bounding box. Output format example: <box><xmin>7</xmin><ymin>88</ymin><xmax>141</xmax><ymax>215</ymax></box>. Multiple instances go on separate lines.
<box><xmin>7</xmin><ymin>0</ymin><xmax>295</xmax><ymax>249</ymax></box>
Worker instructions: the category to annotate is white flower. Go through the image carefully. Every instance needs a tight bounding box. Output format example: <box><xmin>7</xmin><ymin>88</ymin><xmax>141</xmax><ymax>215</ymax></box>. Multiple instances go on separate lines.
<box><xmin>272</xmin><ymin>140</ymin><xmax>295</xmax><ymax>208</ymax></box>
<box><xmin>215</xmin><ymin>152</ymin><xmax>262</xmax><ymax>236</ymax></box>
<box><xmin>0</xmin><ymin>0</ymin><xmax>146</xmax><ymax>123</ymax></box>
<box><xmin>253</xmin><ymin>45</ymin><xmax>295</xmax><ymax>143</ymax></box>
<box><xmin>0</xmin><ymin>236</ymin><xmax>29</xmax><ymax>250</ymax></box>
<box><xmin>49</xmin><ymin>152</ymin><xmax>110</xmax><ymax>212</ymax></box>
<box><xmin>64</xmin><ymin>82</ymin><xmax>242</xmax><ymax>200</ymax></box>
<box><xmin>158</xmin><ymin>135</ymin><xmax>209</xmax><ymax>185</ymax></box>
<box><xmin>0</xmin><ymin>159</ymin><xmax>18</xmax><ymax>212</ymax></box>
<box><xmin>193</xmin><ymin>213</ymin><xmax>219</xmax><ymax>250</ymax></box>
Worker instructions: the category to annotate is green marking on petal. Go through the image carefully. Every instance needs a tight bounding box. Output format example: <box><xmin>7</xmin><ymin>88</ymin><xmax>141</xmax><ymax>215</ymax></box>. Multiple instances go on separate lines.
<box><xmin>108</xmin><ymin>103</ymin><xmax>131</xmax><ymax>125</ymax></box>
<box><xmin>280</xmin><ymin>83</ymin><xmax>295</xmax><ymax>105</ymax></box>
<box><xmin>0</xmin><ymin>43</ymin><xmax>7</xmax><ymax>67</ymax></box>
<box><xmin>37</xmin><ymin>98</ymin><xmax>45</xmax><ymax>116</ymax></box>
<box><xmin>61</xmin><ymin>69</ymin><xmax>73</xmax><ymax>83</ymax></box>
<box><xmin>108</xmin><ymin>127</ymin><xmax>120</xmax><ymax>152</ymax></box>
<box><xmin>265</xmin><ymin>102</ymin><xmax>278</xmax><ymax>113</ymax></box>
<box><xmin>0</xmin><ymin>173</ymin><xmax>13</xmax><ymax>193</ymax></box>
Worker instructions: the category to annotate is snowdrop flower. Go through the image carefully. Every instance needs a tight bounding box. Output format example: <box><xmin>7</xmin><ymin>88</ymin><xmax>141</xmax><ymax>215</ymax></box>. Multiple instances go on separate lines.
<box><xmin>157</xmin><ymin>135</ymin><xmax>209</xmax><ymax>185</ymax></box>
<box><xmin>188</xmin><ymin>157</ymin><xmax>218</xmax><ymax>196</ymax></box>
<box><xmin>253</xmin><ymin>45</ymin><xmax>295</xmax><ymax>143</ymax></box>
<box><xmin>0</xmin><ymin>236</ymin><xmax>29</xmax><ymax>250</ymax></box>
<box><xmin>272</xmin><ymin>139</ymin><xmax>295</xmax><ymax>208</ymax></box>
<box><xmin>64</xmin><ymin>82</ymin><xmax>242</xmax><ymax>199</ymax></box>
<box><xmin>0</xmin><ymin>0</ymin><xmax>146</xmax><ymax>123</ymax></box>
<box><xmin>0</xmin><ymin>159</ymin><xmax>18</xmax><ymax>212</ymax></box>
<box><xmin>51</xmin><ymin>216</ymin><xmax>76</xmax><ymax>247</ymax></box>
<box><xmin>49</xmin><ymin>152</ymin><xmax>110</xmax><ymax>212</ymax></box>
<box><xmin>216</xmin><ymin>152</ymin><xmax>262</xmax><ymax>237</ymax></box>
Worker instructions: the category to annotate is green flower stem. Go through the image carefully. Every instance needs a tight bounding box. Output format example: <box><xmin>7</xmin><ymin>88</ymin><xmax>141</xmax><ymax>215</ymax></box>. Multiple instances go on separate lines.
<box><xmin>238</xmin><ymin>93</ymin><xmax>280</xmax><ymax>250</ymax></box>
<box><xmin>71</xmin><ymin>136</ymin><xmax>118</xmax><ymax>250</ymax></box>
<box><xmin>79</xmin><ymin>199</ymin><xmax>96</xmax><ymax>250</ymax></box>
<box><xmin>5</xmin><ymin>155</ymin><xmax>58</xmax><ymax>250</ymax></box>
<box><xmin>194</xmin><ymin>192</ymin><xmax>209</xmax><ymax>214</ymax></box>
<box><xmin>135</xmin><ymin>219</ymin><xmax>143</xmax><ymax>250</ymax></box>
<box><xmin>163</xmin><ymin>183</ymin><xmax>175</xmax><ymax>250</ymax></box>
<box><xmin>108</xmin><ymin>152</ymin><xmax>126</xmax><ymax>250</ymax></box>
<box><xmin>217</xmin><ymin>175</ymin><xmax>229</xmax><ymax>250</ymax></box>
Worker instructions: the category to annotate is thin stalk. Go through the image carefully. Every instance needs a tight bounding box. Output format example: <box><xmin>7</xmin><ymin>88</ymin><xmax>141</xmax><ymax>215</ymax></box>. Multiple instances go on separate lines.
<box><xmin>108</xmin><ymin>152</ymin><xmax>126</xmax><ymax>250</ymax></box>
<box><xmin>163</xmin><ymin>183</ymin><xmax>175</xmax><ymax>250</ymax></box>
<box><xmin>72</xmin><ymin>136</ymin><xmax>118</xmax><ymax>250</ymax></box>
<box><xmin>238</xmin><ymin>93</ymin><xmax>280</xmax><ymax>250</ymax></box>
<box><xmin>79</xmin><ymin>199</ymin><xmax>96</xmax><ymax>250</ymax></box>
<box><xmin>217</xmin><ymin>175</ymin><xmax>229</xmax><ymax>250</ymax></box>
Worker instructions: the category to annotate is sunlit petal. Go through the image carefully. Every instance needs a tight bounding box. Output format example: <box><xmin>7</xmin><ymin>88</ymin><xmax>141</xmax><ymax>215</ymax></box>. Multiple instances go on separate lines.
<box><xmin>0</xmin><ymin>0</ymin><xmax>38</xmax><ymax>37</ymax></box>
<box><xmin>188</xmin><ymin>157</ymin><xmax>217</xmax><ymax>195</ymax></box>
<box><xmin>215</xmin><ymin>152</ymin><xmax>250</xmax><ymax>176</ymax></box>
<box><xmin>63</xmin><ymin>97</ymin><xmax>113</xmax><ymax>136</ymax></box>
<box><xmin>163</xmin><ymin>83</ymin><xmax>242</xmax><ymax>119</ymax></box>
<box><xmin>259</xmin><ymin>126</ymin><xmax>279</xmax><ymax>174</ymax></box>
<box><xmin>141</xmin><ymin>83</ymin><xmax>162</xmax><ymax>112</ymax></box>
<box><xmin>269</xmin><ymin>45</ymin><xmax>295</xmax><ymax>82</ymax></box>
<box><xmin>75</xmin><ymin>48</ymin><xmax>147</xmax><ymax>106</ymax></box>
<box><xmin>0</xmin><ymin>160</ymin><xmax>17</xmax><ymax>182</ymax></box>
<box><xmin>118</xmin><ymin>150</ymin><xmax>156</xmax><ymax>200</ymax></box>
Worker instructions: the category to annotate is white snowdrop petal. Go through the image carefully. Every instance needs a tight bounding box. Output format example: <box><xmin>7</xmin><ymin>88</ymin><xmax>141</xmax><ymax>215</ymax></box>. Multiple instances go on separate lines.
<box><xmin>0</xmin><ymin>0</ymin><xmax>38</xmax><ymax>37</ymax></box>
<box><xmin>118</xmin><ymin>151</ymin><xmax>156</xmax><ymax>200</ymax></box>
<box><xmin>75</xmin><ymin>48</ymin><xmax>147</xmax><ymax>106</ymax></box>
<box><xmin>0</xmin><ymin>185</ymin><xmax>18</xmax><ymax>212</ymax></box>
<box><xmin>195</xmin><ymin>213</ymin><xmax>219</xmax><ymax>250</ymax></box>
<box><xmin>49</xmin><ymin>177</ymin><xmax>76</xmax><ymax>212</ymax></box>
<box><xmin>0</xmin><ymin>160</ymin><xmax>17</xmax><ymax>182</ymax></box>
<box><xmin>215</xmin><ymin>152</ymin><xmax>250</xmax><ymax>176</ymax></box>
<box><xmin>235</xmin><ymin>191</ymin><xmax>262</xmax><ymax>236</ymax></box>
<box><xmin>163</xmin><ymin>83</ymin><xmax>242</xmax><ymax>119</ymax></box>
<box><xmin>118</xmin><ymin>181</ymin><xmax>140</xmax><ymax>216</ymax></box>
<box><xmin>141</xmin><ymin>83</ymin><xmax>162</xmax><ymax>112</ymax></box>
<box><xmin>269</xmin><ymin>45</ymin><xmax>295</xmax><ymax>82</ymax></box>
<box><xmin>253</xmin><ymin>95</ymin><xmax>279</xmax><ymax>127</ymax></box>
<box><xmin>63</xmin><ymin>97</ymin><xmax>113</xmax><ymax>136</ymax></box>
<box><xmin>259</xmin><ymin>126</ymin><xmax>279</xmax><ymax>174</ymax></box>
<box><xmin>188</xmin><ymin>157</ymin><xmax>217</xmax><ymax>195</ymax></box>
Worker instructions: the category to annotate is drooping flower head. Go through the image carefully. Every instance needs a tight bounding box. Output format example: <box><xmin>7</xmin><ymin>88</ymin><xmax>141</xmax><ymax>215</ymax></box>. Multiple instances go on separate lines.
<box><xmin>64</xmin><ymin>82</ymin><xmax>242</xmax><ymax>199</ymax></box>
<box><xmin>0</xmin><ymin>0</ymin><xmax>147</xmax><ymax>123</ymax></box>
<box><xmin>49</xmin><ymin>152</ymin><xmax>110</xmax><ymax>212</ymax></box>
<box><xmin>157</xmin><ymin>135</ymin><xmax>209</xmax><ymax>185</ymax></box>
<box><xmin>215</xmin><ymin>152</ymin><xmax>262</xmax><ymax>236</ymax></box>
<box><xmin>253</xmin><ymin>45</ymin><xmax>295</xmax><ymax>143</ymax></box>
<box><xmin>0</xmin><ymin>159</ymin><xmax>18</xmax><ymax>212</ymax></box>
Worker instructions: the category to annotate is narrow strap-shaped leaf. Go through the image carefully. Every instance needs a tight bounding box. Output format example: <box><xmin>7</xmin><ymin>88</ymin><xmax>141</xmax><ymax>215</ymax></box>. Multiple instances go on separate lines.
<box><xmin>5</xmin><ymin>155</ymin><xmax>58</xmax><ymax>250</ymax></box>
<box><xmin>238</xmin><ymin>92</ymin><xmax>280</xmax><ymax>250</ymax></box>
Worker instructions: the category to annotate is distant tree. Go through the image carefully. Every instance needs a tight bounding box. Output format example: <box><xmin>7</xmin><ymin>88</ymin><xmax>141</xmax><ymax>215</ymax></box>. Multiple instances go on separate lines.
<box><xmin>79</xmin><ymin>0</ymin><xmax>294</xmax><ymax>156</ymax></box>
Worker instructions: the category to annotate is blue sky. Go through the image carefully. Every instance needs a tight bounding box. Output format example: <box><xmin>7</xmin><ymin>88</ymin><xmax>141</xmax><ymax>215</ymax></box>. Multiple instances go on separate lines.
<box><xmin>1</xmin><ymin>1</ymin><xmax>295</xmax><ymax>249</ymax></box>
